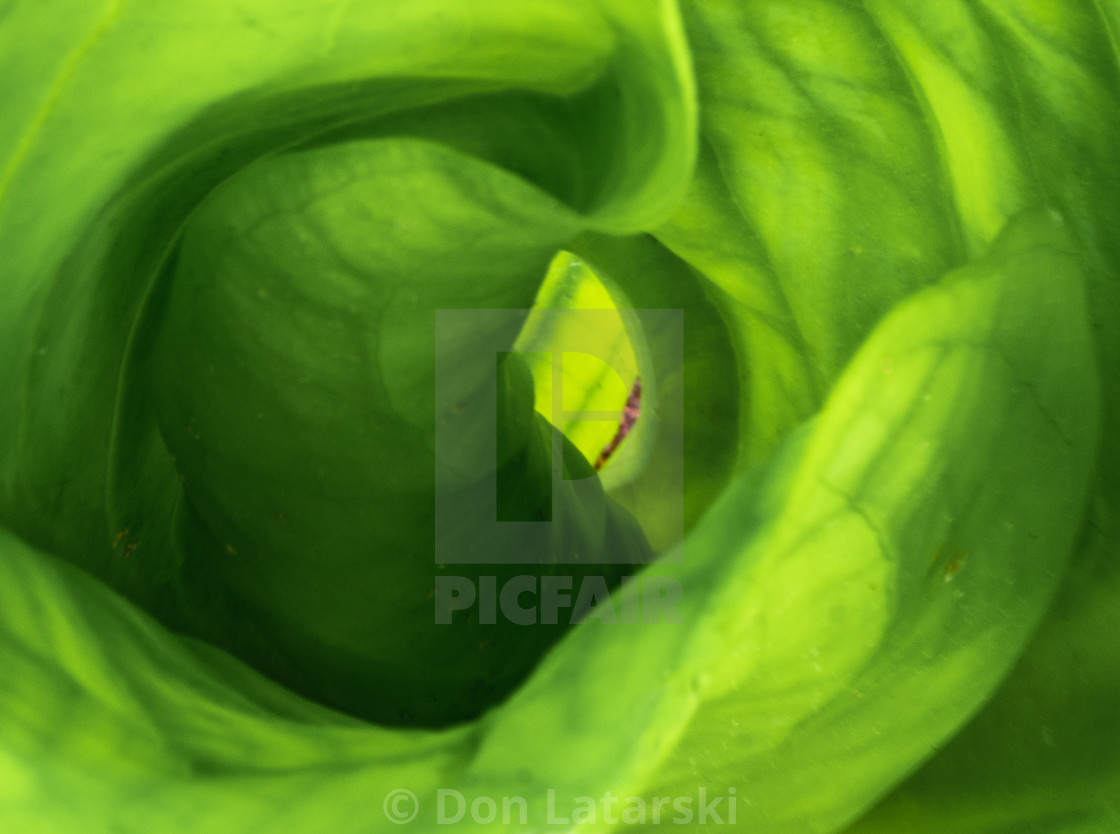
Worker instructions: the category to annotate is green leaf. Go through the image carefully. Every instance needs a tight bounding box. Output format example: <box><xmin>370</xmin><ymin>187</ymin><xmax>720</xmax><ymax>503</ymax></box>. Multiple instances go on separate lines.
<box><xmin>0</xmin><ymin>525</ymin><xmax>477</xmax><ymax>830</ymax></box>
<box><xmin>1</xmin><ymin>207</ymin><xmax>1095</xmax><ymax>831</ymax></box>
<box><xmin>0</xmin><ymin>0</ymin><xmax>695</xmax><ymax>727</ymax></box>
<box><xmin>147</xmin><ymin>136</ymin><xmax>657</xmax><ymax>724</ymax></box>
<box><xmin>840</xmin><ymin>1</ymin><xmax>1120</xmax><ymax>829</ymax></box>
<box><xmin>597</xmin><ymin>209</ymin><xmax>1095</xmax><ymax>833</ymax></box>
<box><xmin>657</xmin><ymin>3</ymin><xmax>1120</xmax><ymax>827</ymax></box>
<box><xmin>1</xmin><ymin>0</ymin><xmax>1117</xmax><ymax>830</ymax></box>
<box><xmin>659</xmin><ymin>0</ymin><xmax>964</xmax><ymax>469</ymax></box>
<box><xmin>0</xmin><ymin>0</ymin><xmax>695</xmax><ymax>577</ymax></box>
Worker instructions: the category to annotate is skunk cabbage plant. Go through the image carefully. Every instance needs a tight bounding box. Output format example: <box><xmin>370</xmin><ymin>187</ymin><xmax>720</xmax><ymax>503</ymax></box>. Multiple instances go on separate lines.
<box><xmin>1</xmin><ymin>0</ymin><xmax>1118</xmax><ymax>831</ymax></box>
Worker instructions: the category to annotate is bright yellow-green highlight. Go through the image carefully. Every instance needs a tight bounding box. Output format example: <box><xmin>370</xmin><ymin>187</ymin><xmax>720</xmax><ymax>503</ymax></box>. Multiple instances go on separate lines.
<box><xmin>515</xmin><ymin>251</ymin><xmax>641</xmax><ymax>470</ymax></box>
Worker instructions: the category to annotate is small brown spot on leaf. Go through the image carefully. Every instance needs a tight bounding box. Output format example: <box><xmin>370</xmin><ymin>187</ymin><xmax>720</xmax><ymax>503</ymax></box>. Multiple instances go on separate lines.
<box><xmin>943</xmin><ymin>555</ymin><xmax>965</xmax><ymax>582</ymax></box>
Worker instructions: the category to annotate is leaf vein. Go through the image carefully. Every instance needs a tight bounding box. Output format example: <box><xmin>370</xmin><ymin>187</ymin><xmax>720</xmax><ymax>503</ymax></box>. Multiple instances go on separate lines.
<box><xmin>0</xmin><ymin>0</ymin><xmax>124</xmax><ymax>208</ymax></box>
